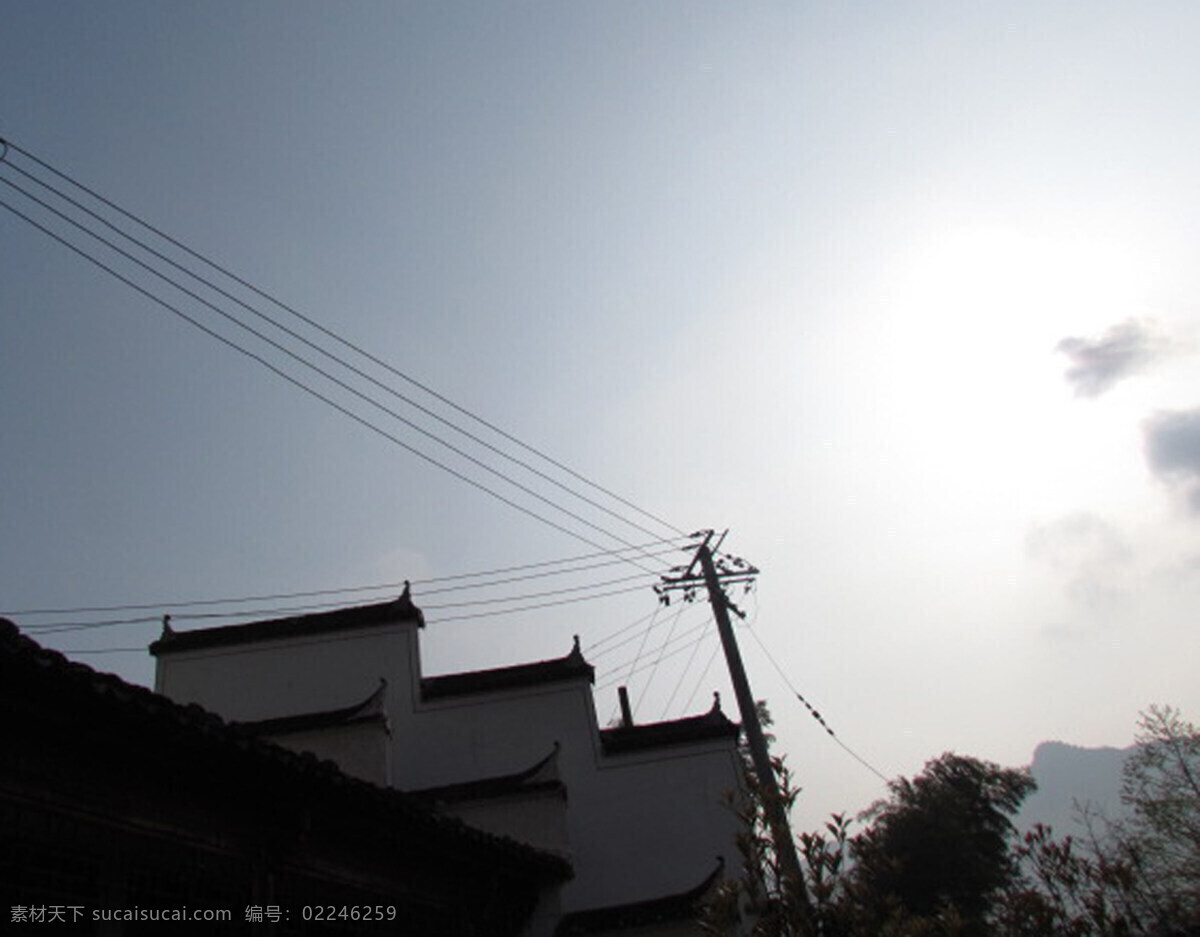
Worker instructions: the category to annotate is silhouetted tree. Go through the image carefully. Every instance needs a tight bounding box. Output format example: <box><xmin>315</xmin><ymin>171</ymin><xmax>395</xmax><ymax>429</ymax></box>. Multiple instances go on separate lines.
<box><xmin>851</xmin><ymin>753</ymin><xmax>1035</xmax><ymax>935</ymax></box>
<box><xmin>709</xmin><ymin>705</ymin><xmax>1200</xmax><ymax>936</ymax></box>
<box><xmin>996</xmin><ymin>706</ymin><xmax>1200</xmax><ymax>936</ymax></box>
<box><xmin>1121</xmin><ymin>704</ymin><xmax>1200</xmax><ymax>913</ymax></box>
<box><xmin>701</xmin><ymin>702</ymin><xmax>813</xmax><ymax>937</ymax></box>
<box><xmin>701</xmin><ymin>716</ymin><xmax>1036</xmax><ymax>936</ymax></box>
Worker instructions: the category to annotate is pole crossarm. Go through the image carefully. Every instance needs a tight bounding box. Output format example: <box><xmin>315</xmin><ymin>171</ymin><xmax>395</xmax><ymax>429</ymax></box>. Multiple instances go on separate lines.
<box><xmin>654</xmin><ymin>530</ymin><xmax>759</xmax><ymax>609</ymax></box>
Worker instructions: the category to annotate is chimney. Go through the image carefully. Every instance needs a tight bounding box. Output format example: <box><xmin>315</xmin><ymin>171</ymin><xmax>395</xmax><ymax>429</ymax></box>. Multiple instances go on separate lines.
<box><xmin>618</xmin><ymin>686</ymin><xmax>634</xmax><ymax>728</ymax></box>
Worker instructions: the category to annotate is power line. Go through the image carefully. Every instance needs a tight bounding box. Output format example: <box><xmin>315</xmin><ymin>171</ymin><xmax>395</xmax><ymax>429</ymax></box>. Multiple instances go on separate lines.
<box><xmin>0</xmin><ymin>138</ymin><xmax>686</xmax><ymax>544</ymax></box>
<box><xmin>632</xmin><ymin>597</ymin><xmax>691</xmax><ymax>715</ymax></box>
<box><xmin>422</xmin><ymin>572</ymin><xmax>654</xmax><ymax>610</ymax></box>
<box><xmin>609</xmin><ymin>601</ymin><xmax>679</xmax><ymax>690</ymax></box>
<box><xmin>595</xmin><ymin>625</ymin><xmax>712</xmax><ymax>691</ymax></box>
<box><xmin>20</xmin><ymin>571</ymin><xmax>666</xmax><ymax>634</ymax></box>
<box><xmin>659</xmin><ymin>615</ymin><xmax>714</xmax><ymax>718</ymax></box>
<box><xmin>583</xmin><ymin>606</ymin><xmax>662</xmax><ymax>656</ymax></box>
<box><xmin>0</xmin><ymin>175</ymin><xmax>668</xmax><ymax>567</ymax></box>
<box><xmin>0</xmin><ymin>191</ymin><xmax>653</xmax><ymax>559</ymax></box>
<box><xmin>742</xmin><ymin>617</ymin><xmax>890</xmax><ymax>784</ymax></box>
<box><xmin>1</xmin><ymin>154</ymin><xmax>679</xmax><ymax>551</ymax></box>
<box><xmin>408</xmin><ymin>582</ymin><xmax>655</xmax><ymax>625</ymax></box>
<box><xmin>682</xmin><ymin>640</ymin><xmax>723</xmax><ymax>713</ymax></box>
<box><xmin>26</xmin><ymin>579</ymin><xmax>661</xmax><ymax>646</ymax></box>
<box><xmin>595</xmin><ymin>612</ymin><xmax>711</xmax><ymax>689</ymax></box>
<box><xmin>4</xmin><ymin>539</ymin><xmax>687</xmax><ymax>619</ymax></box>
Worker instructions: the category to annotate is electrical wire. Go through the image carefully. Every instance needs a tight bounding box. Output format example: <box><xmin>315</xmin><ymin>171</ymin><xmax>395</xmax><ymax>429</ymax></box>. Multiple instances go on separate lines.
<box><xmin>742</xmin><ymin>615</ymin><xmax>890</xmax><ymax>784</ymax></box>
<box><xmin>612</xmin><ymin>601</ymin><xmax>680</xmax><ymax>690</ymax></box>
<box><xmin>0</xmin><ymin>138</ymin><xmax>685</xmax><ymax>548</ymax></box>
<box><xmin>595</xmin><ymin>612</ymin><xmax>710</xmax><ymax>688</ymax></box>
<box><xmin>9</xmin><ymin>138</ymin><xmax>685</xmax><ymax>537</ymax></box>
<box><xmin>4</xmin><ymin>539</ymin><xmax>687</xmax><ymax>620</ymax></box>
<box><xmin>659</xmin><ymin>615</ymin><xmax>715</xmax><ymax>718</ymax></box>
<box><xmin>0</xmin><ymin>191</ymin><xmax>650</xmax><ymax>559</ymax></box>
<box><xmin>26</xmin><ymin>580</ymin><xmax>661</xmax><ymax>648</ymax></box>
<box><xmin>594</xmin><ymin>618</ymin><xmax>713</xmax><ymax>690</ymax></box>
<box><xmin>682</xmin><ymin>640</ymin><xmax>723</xmax><ymax>712</ymax></box>
<box><xmin>1</xmin><ymin>155</ymin><xmax>679</xmax><ymax>551</ymax></box>
<box><xmin>0</xmin><ymin>138</ymin><xmax>722</xmax><ymax>717</ymax></box>
<box><xmin>583</xmin><ymin>606</ymin><xmax>662</xmax><ymax>656</ymax></box>
<box><xmin>0</xmin><ymin>175</ymin><xmax>667</xmax><ymax>569</ymax></box>
<box><xmin>424</xmin><ymin>582</ymin><xmax>653</xmax><ymax>624</ymax></box>
<box><xmin>21</xmin><ymin>572</ymin><xmax>664</xmax><ymax>634</ymax></box>
<box><xmin>632</xmin><ymin>597</ymin><xmax>691</xmax><ymax>715</ymax></box>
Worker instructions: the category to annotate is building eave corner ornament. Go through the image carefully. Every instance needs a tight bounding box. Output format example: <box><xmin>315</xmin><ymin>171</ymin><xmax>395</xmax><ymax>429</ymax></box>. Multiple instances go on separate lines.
<box><xmin>397</xmin><ymin>580</ymin><xmax>426</xmax><ymax>628</ymax></box>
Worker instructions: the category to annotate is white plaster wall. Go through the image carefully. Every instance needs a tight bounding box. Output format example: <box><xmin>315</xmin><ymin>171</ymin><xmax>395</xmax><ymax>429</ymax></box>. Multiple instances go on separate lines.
<box><xmin>398</xmin><ymin>682</ymin><xmax>598</xmax><ymax>790</ymax></box>
<box><xmin>402</xmin><ymin>681</ymin><xmax>743</xmax><ymax>913</ymax></box>
<box><xmin>580</xmin><ymin>743</ymin><xmax>743</xmax><ymax>902</ymax></box>
<box><xmin>154</xmin><ymin>622</ymin><xmax>419</xmax><ymax>721</ymax></box>
<box><xmin>262</xmin><ymin>722</ymin><xmax>390</xmax><ymax>786</ymax></box>
<box><xmin>443</xmin><ymin>790</ymin><xmax>569</xmax><ymax>857</ymax></box>
<box><xmin>155</xmin><ymin>624</ymin><xmax>744</xmax><ymax>919</ymax></box>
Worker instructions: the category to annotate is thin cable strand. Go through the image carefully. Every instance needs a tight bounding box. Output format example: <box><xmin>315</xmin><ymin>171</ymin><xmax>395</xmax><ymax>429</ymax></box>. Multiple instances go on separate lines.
<box><xmin>660</xmin><ymin>616</ymin><xmax>714</xmax><ymax>718</ymax></box>
<box><xmin>1</xmin><ymin>157</ymin><xmax>677</xmax><ymax>549</ymax></box>
<box><xmin>0</xmin><ymin>175</ymin><xmax>663</xmax><ymax>567</ymax></box>
<box><xmin>1</xmin><ymin>138</ymin><xmax>685</xmax><ymax>539</ymax></box>
<box><xmin>743</xmin><ymin>617</ymin><xmax>890</xmax><ymax>783</ymax></box>
<box><xmin>682</xmin><ymin>640</ymin><xmax>723</xmax><ymax>712</ymax></box>
<box><xmin>4</xmin><ymin>540</ymin><xmax>686</xmax><ymax>619</ymax></box>
<box><xmin>0</xmin><ymin>193</ymin><xmax>631</xmax><ymax>556</ymax></box>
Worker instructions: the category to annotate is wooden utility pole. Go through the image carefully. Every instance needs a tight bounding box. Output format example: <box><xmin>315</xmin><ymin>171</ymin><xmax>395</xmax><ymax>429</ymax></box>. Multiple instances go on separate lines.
<box><xmin>657</xmin><ymin>531</ymin><xmax>810</xmax><ymax>913</ymax></box>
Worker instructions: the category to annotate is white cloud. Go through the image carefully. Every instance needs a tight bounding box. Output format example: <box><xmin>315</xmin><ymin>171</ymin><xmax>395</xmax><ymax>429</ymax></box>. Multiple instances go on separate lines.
<box><xmin>1143</xmin><ymin>408</ymin><xmax>1200</xmax><ymax>515</ymax></box>
<box><xmin>1056</xmin><ymin>318</ymin><xmax>1172</xmax><ymax>398</ymax></box>
<box><xmin>1026</xmin><ymin>512</ymin><xmax>1134</xmax><ymax>611</ymax></box>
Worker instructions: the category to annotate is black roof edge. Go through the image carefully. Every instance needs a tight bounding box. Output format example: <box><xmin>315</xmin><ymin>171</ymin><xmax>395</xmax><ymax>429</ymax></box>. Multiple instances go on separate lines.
<box><xmin>1</xmin><ymin>617</ymin><xmax>570</xmax><ymax>883</ymax></box>
<box><xmin>554</xmin><ymin>857</ymin><xmax>725</xmax><ymax>936</ymax></box>
<box><xmin>409</xmin><ymin>744</ymin><xmax>566</xmax><ymax>805</ymax></box>
<box><xmin>233</xmin><ymin>679</ymin><xmax>388</xmax><ymax>738</ymax></box>
<box><xmin>599</xmin><ymin>695</ymin><xmax>740</xmax><ymax>755</ymax></box>
<box><xmin>421</xmin><ymin>636</ymin><xmax>593</xmax><ymax>701</ymax></box>
<box><xmin>150</xmin><ymin>592</ymin><xmax>424</xmax><ymax>657</ymax></box>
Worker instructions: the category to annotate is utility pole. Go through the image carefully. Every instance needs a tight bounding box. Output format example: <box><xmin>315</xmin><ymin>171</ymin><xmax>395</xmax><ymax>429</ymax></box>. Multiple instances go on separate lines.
<box><xmin>657</xmin><ymin>531</ymin><xmax>810</xmax><ymax>914</ymax></box>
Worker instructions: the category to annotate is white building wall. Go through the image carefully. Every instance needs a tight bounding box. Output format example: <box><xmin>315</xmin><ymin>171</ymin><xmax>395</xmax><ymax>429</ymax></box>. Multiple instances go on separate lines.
<box><xmin>154</xmin><ymin>615</ymin><xmax>744</xmax><ymax>921</ymax></box>
<box><xmin>443</xmin><ymin>791</ymin><xmax>570</xmax><ymax>857</ymax></box>
<box><xmin>261</xmin><ymin>722</ymin><xmax>391</xmax><ymax>786</ymax></box>
<box><xmin>154</xmin><ymin>621</ymin><xmax>418</xmax><ymax>721</ymax></box>
<box><xmin>406</xmin><ymin>680</ymin><xmax>743</xmax><ymax>912</ymax></box>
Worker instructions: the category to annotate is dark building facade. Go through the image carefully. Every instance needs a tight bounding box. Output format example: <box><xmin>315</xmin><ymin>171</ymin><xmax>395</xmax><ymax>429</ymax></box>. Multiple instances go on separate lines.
<box><xmin>0</xmin><ymin>618</ymin><xmax>569</xmax><ymax>935</ymax></box>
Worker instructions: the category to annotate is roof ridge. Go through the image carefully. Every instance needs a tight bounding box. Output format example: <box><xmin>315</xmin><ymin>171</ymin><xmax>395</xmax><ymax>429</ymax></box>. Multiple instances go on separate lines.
<box><xmin>150</xmin><ymin>595</ymin><xmax>424</xmax><ymax>656</ymax></box>
<box><xmin>554</xmin><ymin>857</ymin><xmax>725</xmax><ymax>935</ymax></box>
<box><xmin>421</xmin><ymin>638</ymin><xmax>594</xmax><ymax>701</ymax></box>
<box><xmin>233</xmin><ymin>678</ymin><xmax>389</xmax><ymax>737</ymax></box>
<box><xmin>409</xmin><ymin>744</ymin><xmax>565</xmax><ymax>805</ymax></box>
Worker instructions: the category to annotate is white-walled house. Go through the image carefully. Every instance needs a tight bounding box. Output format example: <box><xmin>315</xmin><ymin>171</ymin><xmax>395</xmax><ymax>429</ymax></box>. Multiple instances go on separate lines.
<box><xmin>150</xmin><ymin>590</ymin><xmax>746</xmax><ymax>936</ymax></box>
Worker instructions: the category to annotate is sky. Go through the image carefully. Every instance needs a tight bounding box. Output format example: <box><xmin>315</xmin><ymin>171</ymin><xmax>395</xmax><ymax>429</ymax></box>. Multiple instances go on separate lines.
<box><xmin>2</xmin><ymin>1</ymin><xmax>1199</xmax><ymax>831</ymax></box>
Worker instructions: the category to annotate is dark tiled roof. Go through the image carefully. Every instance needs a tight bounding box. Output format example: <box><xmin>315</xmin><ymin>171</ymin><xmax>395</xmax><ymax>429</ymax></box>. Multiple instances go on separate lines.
<box><xmin>0</xmin><ymin>617</ymin><xmax>570</xmax><ymax>882</ymax></box>
<box><xmin>421</xmin><ymin>637</ymin><xmax>594</xmax><ymax>701</ymax></box>
<box><xmin>410</xmin><ymin>745</ymin><xmax>566</xmax><ymax>806</ymax></box>
<box><xmin>599</xmin><ymin>696</ymin><xmax>740</xmax><ymax>755</ymax></box>
<box><xmin>554</xmin><ymin>858</ymin><xmax>724</xmax><ymax>936</ymax></box>
<box><xmin>234</xmin><ymin>679</ymin><xmax>389</xmax><ymax>737</ymax></box>
<box><xmin>149</xmin><ymin>592</ymin><xmax>423</xmax><ymax>656</ymax></box>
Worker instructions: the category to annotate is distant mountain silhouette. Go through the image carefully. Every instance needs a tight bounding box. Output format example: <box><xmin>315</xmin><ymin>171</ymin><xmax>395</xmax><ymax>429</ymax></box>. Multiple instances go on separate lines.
<box><xmin>1017</xmin><ymin>741</ymin><xmax>1134</xmax><ymax>838</ymax></box>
